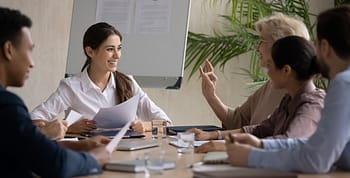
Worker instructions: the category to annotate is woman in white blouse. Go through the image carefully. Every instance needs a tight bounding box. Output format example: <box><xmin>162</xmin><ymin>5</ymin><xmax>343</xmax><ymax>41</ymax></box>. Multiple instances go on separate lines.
<box><xmin>31</xmin><ymin>22</ymin><xmax>171</xmax><ymax>135</ymax></box>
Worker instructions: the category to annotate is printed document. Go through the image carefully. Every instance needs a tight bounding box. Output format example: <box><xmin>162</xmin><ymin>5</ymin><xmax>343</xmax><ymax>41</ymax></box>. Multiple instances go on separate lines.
<box><xmin>94</xmin><ymin>94</ymin><xmax>139</xmax><ymax>129</ymax></box>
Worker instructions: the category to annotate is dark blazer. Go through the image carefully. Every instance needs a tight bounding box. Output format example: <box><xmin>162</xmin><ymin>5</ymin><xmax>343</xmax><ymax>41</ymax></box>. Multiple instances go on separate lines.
<box><xmin>0</xmin><ymin>86</ymin><xmax>101</xmax><ymax>178</ymax></box>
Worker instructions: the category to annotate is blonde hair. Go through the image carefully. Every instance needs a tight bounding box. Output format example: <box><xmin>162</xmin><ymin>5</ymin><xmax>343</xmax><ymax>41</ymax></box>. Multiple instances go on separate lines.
<box><xmin>255</xmin><ymin>13</ymin><xmax>310</xmax><ymax>43</ymax></box>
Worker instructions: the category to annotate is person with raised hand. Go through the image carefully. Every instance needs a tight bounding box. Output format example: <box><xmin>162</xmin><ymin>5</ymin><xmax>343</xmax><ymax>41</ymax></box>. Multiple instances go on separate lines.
<box><xmin>193</xmin><ymin>35</ymin><xmax>325</xmax><ymax>153</ymax></box>
<box><xmin>225</xmin><ymin>5</ymin><xmax>350</xmax><ymax>173</ymax></box>
<box><xmin>199</xmin><ymin>13</ymin><xmax>311</xmax><ymax>130</ymax></box>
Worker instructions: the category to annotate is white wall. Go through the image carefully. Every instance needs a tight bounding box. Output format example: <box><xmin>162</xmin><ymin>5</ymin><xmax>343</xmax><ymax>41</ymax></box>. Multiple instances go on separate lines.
<box><xmin>1</xmin><ymin>0</ymin><xmax>333</xmax><ymax>126</ymax></box>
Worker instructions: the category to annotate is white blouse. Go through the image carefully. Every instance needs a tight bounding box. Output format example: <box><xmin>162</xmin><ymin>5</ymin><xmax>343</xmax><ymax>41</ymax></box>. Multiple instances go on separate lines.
<box><xmin>30</xmin><ymin>70</ymin><xmax>171</xmax><ymax>123</ymax></box>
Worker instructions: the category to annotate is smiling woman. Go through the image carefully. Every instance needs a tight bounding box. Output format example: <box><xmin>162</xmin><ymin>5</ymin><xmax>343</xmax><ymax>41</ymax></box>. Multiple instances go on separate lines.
<box><xmin>30</xmin><ymin>22</ymin><xmax>172</xmax><ymax>138</ymax></box>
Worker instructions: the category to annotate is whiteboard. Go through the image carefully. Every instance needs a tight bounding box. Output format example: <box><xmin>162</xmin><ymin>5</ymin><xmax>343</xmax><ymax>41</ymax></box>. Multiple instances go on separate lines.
<box><xmin>66</xmin><ymin>0</ymin><xmax>191</xmax><ymax>89</ymax></box>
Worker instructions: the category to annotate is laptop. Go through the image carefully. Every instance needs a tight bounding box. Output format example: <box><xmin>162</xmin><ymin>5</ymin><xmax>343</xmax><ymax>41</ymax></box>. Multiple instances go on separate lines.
<box><xmin>117</xmin><ymin>139</ymin><xmax>159</xmax><ymax>151</ymax></box>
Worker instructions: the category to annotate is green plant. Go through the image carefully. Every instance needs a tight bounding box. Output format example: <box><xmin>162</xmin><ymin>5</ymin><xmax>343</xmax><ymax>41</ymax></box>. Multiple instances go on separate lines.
<box><xmin>185</xmin><ymin>0</ymin><xmax>328</xmax><ymax>88</ymax></box>
<box><xmin>335</xmin><ymin>0</ymin><xmax>350</xmax><ymax>5</ymax></box>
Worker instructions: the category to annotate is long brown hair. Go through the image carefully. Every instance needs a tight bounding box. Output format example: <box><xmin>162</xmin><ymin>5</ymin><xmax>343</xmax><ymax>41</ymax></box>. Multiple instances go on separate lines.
<box><xmin>81</xmin><ymin>22</ymin><xmax>133</xmax><ymax>103</ymax></box>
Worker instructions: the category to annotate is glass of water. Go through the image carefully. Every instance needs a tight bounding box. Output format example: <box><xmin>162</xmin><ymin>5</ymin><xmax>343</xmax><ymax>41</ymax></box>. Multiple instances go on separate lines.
<box><xmin>151</xmin><ymin>119</ymin><xmax>167</xmax><ymax>139</ymax></box>
<box><xmin>176</xmin><ymin>132</ymin><xmax>195</xmax><ymax>154</ymax></box>
<box><xmin>144</xmin><ymin>150</ymin><xmax>165</xmax><ymax>177</ymax></box>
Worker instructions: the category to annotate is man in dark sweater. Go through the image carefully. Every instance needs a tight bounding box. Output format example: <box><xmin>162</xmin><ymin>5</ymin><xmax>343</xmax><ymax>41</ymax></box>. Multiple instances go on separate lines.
<box><xmin>0</xmin><ymin>6</ymin><xmax>111</xmax><ymax>178</ymax></box>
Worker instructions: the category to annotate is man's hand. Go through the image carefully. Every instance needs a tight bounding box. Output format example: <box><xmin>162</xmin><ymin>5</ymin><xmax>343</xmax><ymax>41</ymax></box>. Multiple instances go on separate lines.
<box><xmin>225</xmin><ymin>140</ymin><xmax>251</xmax><ymax>167</ymax></box>
<box><xmin>60</xmin><ymin>135</ymin><xmax>111</xmax><ymax>151</ymax></box>
<box><xmin>224</xmin><ymin>133</ymin><xmax>262</xmax><ymax>167</ymax></box>
<box><xmin>195</xmin><ymin>141</ymin><xmax>226</xmax><ymax>153</ymax></box>
<box><xmin>89</xmin><ymin>146</ymin><xmax>111</xmax><ymax>166</ymax></box>
<box><xmin>35</xmin><ymin>119</ymin><xmax>68</xmax><ymax>140</ymax></box>
<box><xmin>67</xmin><ymin>118</ymin><xmax>96</xmax><ymax>134</ymax></box>
<box><xmin>79</xmin><ymin>136</ymin><xmax>111</xmax><ymax>151</ymax></box>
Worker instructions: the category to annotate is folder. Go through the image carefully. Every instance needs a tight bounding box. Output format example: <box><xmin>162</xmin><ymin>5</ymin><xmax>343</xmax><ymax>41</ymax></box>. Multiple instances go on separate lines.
<box><xmin>166</xmin><ymin>125</ymin><xmax>223</xmax><ymax>135</ymax></box>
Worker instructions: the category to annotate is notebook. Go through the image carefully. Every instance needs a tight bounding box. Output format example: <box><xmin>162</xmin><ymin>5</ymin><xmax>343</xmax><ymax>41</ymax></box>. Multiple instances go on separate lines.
<box><xmin>166</xmin><ymin>125</ymin><xmax>223</xmax><ymax>135</ymax></box>
<box><xmin>105</xmin><ymin>159</ymin><xmax>175</xmax><ymax>172</ymax></box>
<box><xmin>202</xmin><ymin>151</ymin><xmax>229</xmax><ymax>164</ymax></box>
<box><xmin>117</xmin><ymin>140</ymin><xmax>159</xmax><ymax>151</ymax></box>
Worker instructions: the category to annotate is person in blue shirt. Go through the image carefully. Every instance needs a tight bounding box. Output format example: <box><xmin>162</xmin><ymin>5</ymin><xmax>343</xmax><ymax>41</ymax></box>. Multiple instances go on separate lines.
<box><xmin>0</xmin><ymin>6</ymin><xmax>111</xmax><ymax>177</ymax></box>
<box><xmin>225</xmin><ymin>5</ymin><xmax>350</xmax><ymax>173</ymax></box>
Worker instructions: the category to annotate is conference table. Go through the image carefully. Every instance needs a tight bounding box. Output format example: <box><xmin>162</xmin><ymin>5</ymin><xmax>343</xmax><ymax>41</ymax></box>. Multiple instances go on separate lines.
<box><xmin>78</xmin><ymin>134</ymin><xmax>350</xmax><ymax>178</ymax></box>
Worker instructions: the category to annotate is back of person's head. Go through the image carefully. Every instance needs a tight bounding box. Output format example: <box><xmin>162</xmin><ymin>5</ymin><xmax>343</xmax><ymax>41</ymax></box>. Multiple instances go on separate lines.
<box><xmin>81</xmin><ymin>22</ymin><xmax>122</xmax><ymax>71</ymax></box>
<box><xmin>271</xmin><ymin>36</ymin><xmax>318</xmax><ymax>81</ymax></box>
<box><xmin>0</xmin><ymin>6</ymin><xmax>32</xmax><ymax>57</ymax></box>
<box><xmin>317</xmin><ymin>5</ymin><xmax>350</xmax><ymax>60</ymax></box>
<box><xmin>255</xmin><ymin>13</ymin><xmax>310</xmax><ymax>43</ymax></box>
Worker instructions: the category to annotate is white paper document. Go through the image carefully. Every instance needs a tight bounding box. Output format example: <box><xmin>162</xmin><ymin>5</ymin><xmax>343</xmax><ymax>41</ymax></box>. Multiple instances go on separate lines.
<box><xmin>65</xmin><ymin>110</ymin><xmax>83</xmax><ymax>127</ymax></box>
<box><xmin>94</xmin><ymin>94</ymin><xmax>139</xmax><ymax>129</ymax></box>
<box><xmin>134</xmin><ymin>0</ymin><xmax>172</xmax><ymax>34</ymax></box>
<box><xmin>106</xmin><ymin>120</ymin><xmax>132</xmax><ymax>153</ymax></box>
<box><xmin>96</xmin><ymin>0</ymin><xmax>134</xmax><ymax>34</ymax></box>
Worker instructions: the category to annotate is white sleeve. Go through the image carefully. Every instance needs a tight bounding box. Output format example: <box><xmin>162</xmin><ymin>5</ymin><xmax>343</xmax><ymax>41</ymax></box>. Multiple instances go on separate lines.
<box><xmin>129</xmin><ymin>76</ymin><xmax>171</xmax><ymax>123</ymax></box>
<box><xmin>30</xmin><ymin>80</ymin><xmax>73</xmax><ymax>121</ymax></box>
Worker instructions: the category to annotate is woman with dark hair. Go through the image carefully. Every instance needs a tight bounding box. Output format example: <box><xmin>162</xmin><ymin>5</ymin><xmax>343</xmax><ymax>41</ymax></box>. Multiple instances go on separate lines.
<box><xmin>30</xmin><ymin>22</ymin><xmax>171</xmax><ymax>135</ymax></box>
<box><xmin>192</xmin><ymin>36</ymin><xmax>325</xmax><ymax>153</ymax></box>
<box><xmin>226</xmin><ymin>6</ymin><xmax>350</xmax><ymax>172</ymax></box>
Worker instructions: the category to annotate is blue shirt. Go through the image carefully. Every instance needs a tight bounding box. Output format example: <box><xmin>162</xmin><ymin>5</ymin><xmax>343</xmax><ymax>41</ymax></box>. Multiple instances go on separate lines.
<box><xmin>248</xmin><ymin>65</ymin><xmax>350</xmax><ymax>173</ymax></box>
<box><xmin>0</xmin><ymin>86</ymin><xmax>102</xmax><ymax>178</ymax></box>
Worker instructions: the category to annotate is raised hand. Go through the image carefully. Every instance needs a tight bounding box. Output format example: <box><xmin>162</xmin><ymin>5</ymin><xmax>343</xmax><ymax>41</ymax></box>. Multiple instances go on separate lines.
<box><xmin>199</xmin><ymin>59</ymin><xmax>218</xmax><ymax>100</ymax></box>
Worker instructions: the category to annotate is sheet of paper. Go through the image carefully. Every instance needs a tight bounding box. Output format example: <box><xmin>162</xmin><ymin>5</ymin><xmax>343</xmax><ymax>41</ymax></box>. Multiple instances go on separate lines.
<box><xmin>106</xmin><ymin>120</ymin><xmax>132</xmax><ymax>153</ymax></box>
<box><xmin>96</xmin><ymin>0</ymin><xmax>134</xmax><ymax>34</ymax></box>
<box><xmin>94</xmin><ymin>94</ymin><xmax>139</xmax><ymax>129</ymax></box>
<box><xmin>134</xmin><ymin>0</ymin><xmax>171</xmax><ymax>34</ymax></box>
<box><xmin>65</xmin><ymin>110</ymin><xmax>82</xmax><ymax>127</ymax></box>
